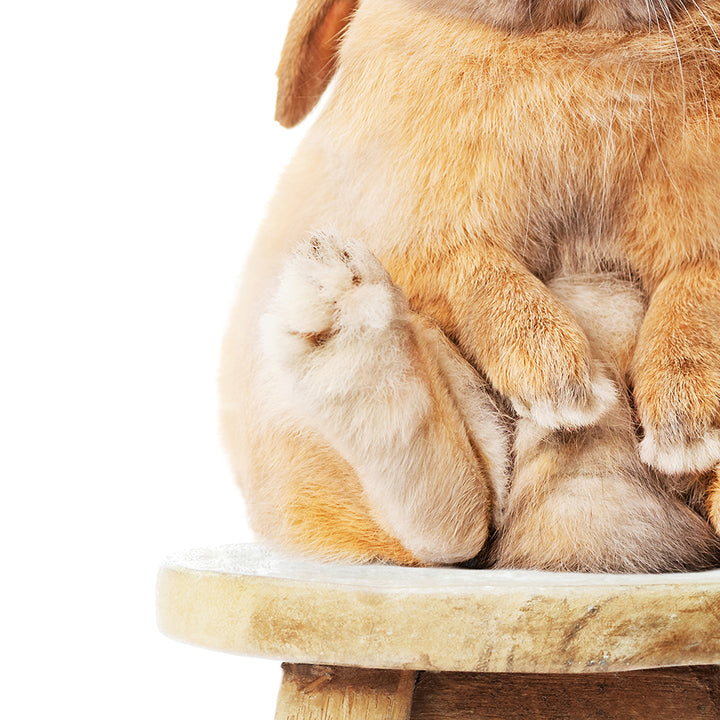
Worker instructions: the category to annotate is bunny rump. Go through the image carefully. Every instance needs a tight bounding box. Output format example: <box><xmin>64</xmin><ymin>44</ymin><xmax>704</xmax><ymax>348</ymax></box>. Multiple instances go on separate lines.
<box><xmin>219</xmin><ymin>0</ymin><xmax>720</xmax><ymax>571</ymax></box>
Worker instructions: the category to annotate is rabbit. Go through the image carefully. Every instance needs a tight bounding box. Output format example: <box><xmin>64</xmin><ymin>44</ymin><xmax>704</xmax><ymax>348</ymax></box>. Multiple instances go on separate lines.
<box><xmin>219</xmin><ymin>0</ymin><xmax>720</xmax><ymax>570</ymax></box>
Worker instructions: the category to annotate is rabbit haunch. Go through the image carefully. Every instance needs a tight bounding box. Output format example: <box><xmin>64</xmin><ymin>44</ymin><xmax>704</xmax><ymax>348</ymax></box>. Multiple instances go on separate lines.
<box><xmin>219</xmin><ymin>0</ymin><xmax>720</xmax><ymax>570</ymax></box>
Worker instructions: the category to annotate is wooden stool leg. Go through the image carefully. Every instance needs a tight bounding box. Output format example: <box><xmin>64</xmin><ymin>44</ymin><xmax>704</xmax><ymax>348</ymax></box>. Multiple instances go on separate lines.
<box><xmin>274</xmin><ymin>664</ymin><xmax>417</xmax><ymax>720</ymax></box>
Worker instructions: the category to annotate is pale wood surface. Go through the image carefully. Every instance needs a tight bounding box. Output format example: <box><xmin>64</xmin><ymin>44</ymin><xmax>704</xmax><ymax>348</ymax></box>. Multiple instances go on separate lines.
<box><xmin>275</xmin><ymin>664</ymin><xmax>415</xmax><ymax>720</ymax></box>
<box><xmin>156</xmin><ymin>544</ymin><xmax>720</xmax><ymax>674</ymax></box>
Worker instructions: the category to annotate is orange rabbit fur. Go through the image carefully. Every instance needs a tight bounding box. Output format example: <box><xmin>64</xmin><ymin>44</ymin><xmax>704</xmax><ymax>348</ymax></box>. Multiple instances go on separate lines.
<box><xmin>219</xmin><ymin>0</ymin><xmax>720</xmax><ymax>570</ymax></box>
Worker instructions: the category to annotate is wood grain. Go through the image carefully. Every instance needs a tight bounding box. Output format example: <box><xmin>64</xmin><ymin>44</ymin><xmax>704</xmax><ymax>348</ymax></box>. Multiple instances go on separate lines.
<box><xmin>275</xmin><ymin>664</ymin><xmax>416</xmax><ymax>720</ymax></box>
<box><xmin>410</xmin><ymin>666</ymin><xmax>720</xmax><ymax>720</ymax></box>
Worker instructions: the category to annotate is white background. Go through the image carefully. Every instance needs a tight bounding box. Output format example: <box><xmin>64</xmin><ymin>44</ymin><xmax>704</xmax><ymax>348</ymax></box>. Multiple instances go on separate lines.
<box><xmin>2</xmin><ymin>1</ymin><xmax>304</xmax><ymax>717</ymax></box>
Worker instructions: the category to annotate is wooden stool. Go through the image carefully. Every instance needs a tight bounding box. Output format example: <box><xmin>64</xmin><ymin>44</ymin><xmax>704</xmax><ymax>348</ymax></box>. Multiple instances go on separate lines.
<box><xmin>156</xmin><ymin>544</ymin><xmax>720</xmax><ymax>719</ymax></box>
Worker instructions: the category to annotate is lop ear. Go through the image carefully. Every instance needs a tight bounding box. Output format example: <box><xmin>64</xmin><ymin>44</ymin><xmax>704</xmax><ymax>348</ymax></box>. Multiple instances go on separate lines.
<box><xmin>275</xmin><ymin>0</ymin><xmax>358</xmax><ymax>128</ymax></box>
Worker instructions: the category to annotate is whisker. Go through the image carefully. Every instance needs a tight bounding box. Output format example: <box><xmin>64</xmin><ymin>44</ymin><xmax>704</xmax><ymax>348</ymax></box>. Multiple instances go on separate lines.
<box><xmin>687</xmin><ymin>0</ymin><xmax>720</xmax><ymax>49</ymax></box>
<box><xmin>678</xmin><ymin>0</ymin><xmax>714</xmax><ymax>150</ymax></box>
<box><xmin>626</xmin><ymin>66</ymin><xmax>646</xmax><ymax>188</ymax></box>
<box><xmin>645</xmin><ymin>0</ymin><xmax>663</xmax><ymax>35</ymax></box>
<box><xmin>658</xmin><ymin>0</ymin><xmax>688</xmax><ymax>138</ymax></box>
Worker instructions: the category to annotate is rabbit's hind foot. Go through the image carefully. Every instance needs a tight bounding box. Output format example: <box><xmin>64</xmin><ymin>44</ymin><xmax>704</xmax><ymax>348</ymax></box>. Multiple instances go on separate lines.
<box><xmin>259</xmin><ymin>231</ymin><xmax>418</xmax><ymax>409</ymax></box>
<box><xmin>259</xmin><ymin>231</ymin><xmax>433</xmax><ymax>457</ymax></box>
<box><xmin>259</xmin><ymin>232</ymin><xmax>507</xmax><ymax>566</ymax></box>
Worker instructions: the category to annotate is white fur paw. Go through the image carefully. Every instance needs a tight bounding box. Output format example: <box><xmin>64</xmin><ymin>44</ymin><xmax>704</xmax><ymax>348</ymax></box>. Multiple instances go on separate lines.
<box><xmin>260</xmin><ymin>232</ymin><xmax>410</xmax><ymax>396</ymax></box>
<box><xmin>640</xmin><ymin>427</ymin><xmax>720</xmax><ymax>475</ymax></box>
<box><xmin>510</xmin><ymin>365</ymin><xmax>618</xmax><ymax>430</ymax></box>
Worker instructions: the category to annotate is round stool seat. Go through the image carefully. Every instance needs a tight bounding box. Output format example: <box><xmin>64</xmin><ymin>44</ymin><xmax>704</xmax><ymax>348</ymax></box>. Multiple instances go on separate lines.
<box><xmin>156</xmin><ymin>544</ymin><xmax>720</xmax><ymax>674</ymax></box>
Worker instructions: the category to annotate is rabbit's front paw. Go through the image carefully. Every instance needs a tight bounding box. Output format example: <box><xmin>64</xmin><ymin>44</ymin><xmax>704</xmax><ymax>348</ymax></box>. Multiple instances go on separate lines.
<box><xmin>635</xmin><ymin>359</ymin><xmax>720</xmax><ymax>475</ymax></box>
<box><xmin>480</xmin><ymin>290</ymin><xmax>618</xmax><ymax>430</ymax></box>
<box><xmin>639</xmin><ymin>427</ymin><xmax>720</xmax><ymax>475</ymax></box>
<box><xmin>497</xmin><ymin>326</ymin><xmax>618</xmax><ymax>430</ymax></box>
<box><xmin>510</xmin><ymin>363</ymin><xmax>618</xmax><ymax>430</ymax></box>
<box><xmin>260</xmin><ymin>232</ymin><xmax>409</xmax><ymax>396</ymax></box>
